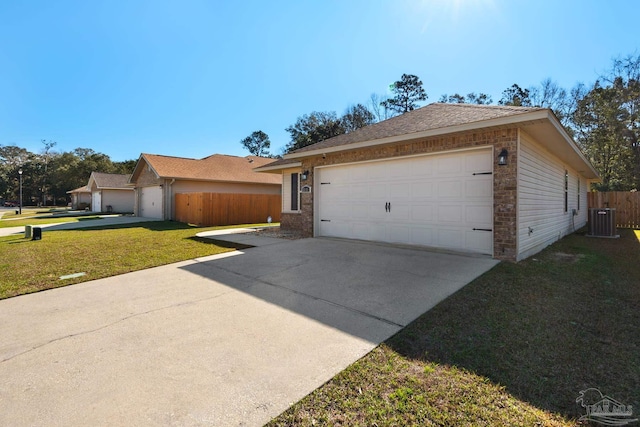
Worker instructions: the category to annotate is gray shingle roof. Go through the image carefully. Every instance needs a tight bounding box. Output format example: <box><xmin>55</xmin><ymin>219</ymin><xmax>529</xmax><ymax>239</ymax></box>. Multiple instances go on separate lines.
<box><xmin>91</xmin><ymin>173</ymin><xmax>132</xmax><ymax>189</ymax></box>
<box><xmin>291</xmin><ymin>103</ymin><xmax>544</xmax><ymax>154</ymax></box>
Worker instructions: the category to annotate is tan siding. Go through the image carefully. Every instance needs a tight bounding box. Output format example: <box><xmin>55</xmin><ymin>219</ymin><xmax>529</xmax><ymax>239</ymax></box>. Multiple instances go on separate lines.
<box><xmin>101</xmin><ymin>190</ymin><xmax>135</xmax><ymax>213</ymax></box>
<box><xmin>518</xmin><ymin>132</ymin><xmax>587</xmax><ymax>260</ymax></box>
<box><xmin>171</xmin><ymin>180</ymin><xmax>280</xmax><ymax>195</ymax></box>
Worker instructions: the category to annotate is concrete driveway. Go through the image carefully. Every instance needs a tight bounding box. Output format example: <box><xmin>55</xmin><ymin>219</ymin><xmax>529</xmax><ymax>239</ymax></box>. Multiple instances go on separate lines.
<box><xmin>0</xmin><ymin>236</ymin><xmax>498</xmax><ymax>426</ymax></box>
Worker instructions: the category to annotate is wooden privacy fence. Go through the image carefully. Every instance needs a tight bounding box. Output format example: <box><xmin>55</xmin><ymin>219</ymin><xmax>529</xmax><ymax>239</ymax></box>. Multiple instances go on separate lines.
<box><xmin>175</xmin><ymin>193</ymin><xmax>281</xmax><ymax>226</ymax></box>
<box><xmin>587</xmin><ymin>191</ymin><xmax>640</xmax><ymax>228</ymax></box>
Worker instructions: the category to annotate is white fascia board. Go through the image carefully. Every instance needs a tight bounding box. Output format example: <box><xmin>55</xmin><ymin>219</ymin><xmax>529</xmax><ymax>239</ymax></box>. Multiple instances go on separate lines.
<box><xmin>283</xmin><ymin>110</ymin><xmax>550</xmax><ymax>160</ymax></box>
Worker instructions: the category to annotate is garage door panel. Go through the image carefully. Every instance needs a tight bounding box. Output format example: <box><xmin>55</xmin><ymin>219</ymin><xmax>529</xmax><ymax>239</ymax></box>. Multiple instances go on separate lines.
<box><xmin>438</xmin><ymin>181</ymin><xmax>462</xmax><ymax>198</ymax></box>
<box><xmin>351</xmin><ymin>166</ymin><xmax>369</xmax><ymax>182</ymax></box>
<box><xmin>352</xmin><ymin>203</ymin><xmax>370</xmax><ymax>219</ymax></box>
<box><xmin>437</xmin><ymin>204</ymin><xmax>463</xmax><ymax>223</ymax></box>
<box><xmin>437</xmin><ymin>156</ymin><xmax>463</xmax><ymax>175</ymax></box>
<box><xmin>466</xmin><ymin>230</ymin><xmax>493</xmax><ymax>252</ymax></box>
<box><xmin>317</xmin><ymin>150</ymin><xmax>493</xmax><ymax>255</ymax></box>
<box><xmin>352</xmin><ymin>222</ymin><xmax>371</xmax><ymax>240</ymax></box>
<box><xmin>409</xmin><ymin>157</ymin><xmax>435</xmax><ymax>177</ymax></box>
<box><xmin>437</xmin><ymin>229</ymin><xmax>464</xmax><ymax>249</ymax></box>
<box><xmin>388</xmin><ymin>225</ymin><xmax>411</xmax><ymax>244</ymax></box>
<box><xmin>465</xmin><ymin>205</ymin><xmax>493</xmax><ymax>225</ymax></box>
<box><xmin>465</xmin><ymin>179</ymin><xmax>492</xmax><ymax>198</ymax></box>
<box><xmin>389</xmin><ymin>182</ymin><xmax>411</xmax><ymax>199</ymax></box>
<box><xmin>350</xmin><ymin>184</ymin><xmax>369</xmax><ymax>199</ymax></box>
<box><xmin>370</xmin><ymin>185</ymin><xmax>387</xmax><ymax>199</ymax></box>
<box><xmin>410</xmin><ymin>227</ymin><xmax>434</xmax><ymax>246</ymax></box>
<box><xmin>466</xmin><ymin>152</ymin><xmax>493</xmax><ymax>172</ymax></box>
<box><xmin>411</xmin><ymin>182</ymin><xmax>434</xmax><ymax>199</ymax></box>
<box><xmin>389</xmin><ymin>203</ymin><xmax>410</xmax><ymax>221</ymax></box>
<box><xmin>411</xmin><ymin>205</ymin><xmax>435</xmax><ymax>221</ymax></box>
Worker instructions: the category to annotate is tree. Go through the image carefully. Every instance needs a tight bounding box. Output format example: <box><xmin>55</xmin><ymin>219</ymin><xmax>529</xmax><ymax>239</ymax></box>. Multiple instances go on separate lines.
<box><xmin>529</xmin><ymin>78</ymin><xmax>571</xmax><ymax>126</ymax></box>
<box><xmin>368</xmin><ymin>93</ymin><xmax>395</xmax><ymax>122</ymax></box>
<box><xmin>439</xmin><ymin>92</ymin><xmax>493</xmax><ymax>104</ymax></box>
<box><xmin>0</xmin><ymin>145</ymin><xmax>33</xmax><ymax>202</ymax></box>
<box><xmin>36</xmin><ymin>140</ymin><xmax>57</xmax><ymax>206</ymax></box>
<box><xmin>572</xmin><ymin>54</ymin><xmax>640</xmax><ymax>190</ymax></box>
<box><xmin>342</xmin><ymin>104</ymin><xmax>375</xmax><ymax>133</ymax></box>
<box><xmin>380</xmin><ymin>74</ymin><xmax>428</xmax><ymax>114</ymax></box>
<box><xmin>240</xmin><ymin>130</ymin><xmax>272</xmax><ymax>157</ymax></box>
<box><xmin>113</xmin><ymin>159</ymin><xmax>137</xmax><ymax>174</ymax></box>
<box><xmin>498</xmin><ymin>84</ymin><xmax>532</xmax><ymax>106</ymax></box>
<box><xmin>285</xmin><ymin>111</ymin><xmax>345</xmax><ymax>153</ymax></box>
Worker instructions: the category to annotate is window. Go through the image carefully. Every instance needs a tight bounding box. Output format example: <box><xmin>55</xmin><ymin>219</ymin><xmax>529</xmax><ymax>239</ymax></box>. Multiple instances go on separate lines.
<box><xmin>564</xmin><ymin>170</ymin><xmax>568</xmax><ymax>213</ymax></box>
<box><xmin>291</xmin><ymin>173</ymin><xmax>299</xmax><ymax>211</ymax></box>
<box><xmin>577</xmin><ymin>177</ymin><xmax>580</xmax><ymax>211</ymax></box>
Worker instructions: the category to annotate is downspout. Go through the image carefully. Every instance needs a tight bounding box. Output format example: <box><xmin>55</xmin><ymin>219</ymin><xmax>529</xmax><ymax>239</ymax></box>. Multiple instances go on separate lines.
<box><xmin>168</xmin><ymin>179</ymin><xmax>175</xmax><ymax>220</ymax></box>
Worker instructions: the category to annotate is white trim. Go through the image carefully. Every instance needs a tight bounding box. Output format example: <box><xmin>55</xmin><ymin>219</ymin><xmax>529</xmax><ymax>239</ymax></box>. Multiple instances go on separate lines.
<box><xmin>313</xmin><ymin>145</ymin><xmax>493</xmax><ymax>171</ymax></box>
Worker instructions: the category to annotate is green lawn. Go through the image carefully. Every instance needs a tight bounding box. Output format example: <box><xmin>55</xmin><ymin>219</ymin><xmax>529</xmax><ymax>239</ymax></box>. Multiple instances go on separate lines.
<box><xmin>0</xmin><ymin>221</ymin><xmax>249</xmax><ymax>299</ymax></box>
<box><xmin>268</xmin><ymin>229</ymin><xmax>640</xmax><ymax>426</ymax></box>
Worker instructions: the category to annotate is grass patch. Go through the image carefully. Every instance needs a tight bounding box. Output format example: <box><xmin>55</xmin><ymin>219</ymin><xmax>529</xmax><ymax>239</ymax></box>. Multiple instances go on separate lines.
<box><xmin>268</xmin><ymin>229</ymin><xmax>640</xmax><ymax>426</ymax></box>
<box><xmin>0</xmin><ymin>221</ymin><xmax>249</xmax><ymax>299</ymax></box>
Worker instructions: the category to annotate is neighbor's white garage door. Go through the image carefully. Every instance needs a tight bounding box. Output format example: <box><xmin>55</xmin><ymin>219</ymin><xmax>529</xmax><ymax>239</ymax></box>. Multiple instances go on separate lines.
<box><xmin>316</xmin><ymin>149</ymin><xmax>493</xmax><ymax>254</ymax></box>
<box><xmin>91</xmin><ymin>191</ymin><xmax>101</xmax><ymax>213</ymax></box>
<box><xmin>139</xmin><ymin>186</ymin><xmax>163</xmax><ymax>219</ymax></box>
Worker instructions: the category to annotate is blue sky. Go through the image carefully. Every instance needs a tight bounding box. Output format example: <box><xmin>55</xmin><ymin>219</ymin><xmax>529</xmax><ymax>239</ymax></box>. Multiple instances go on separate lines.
<box><xmin>1</xmin><ymin>0</ymin><xmax>638</xmax><ymax>161</ymax></box>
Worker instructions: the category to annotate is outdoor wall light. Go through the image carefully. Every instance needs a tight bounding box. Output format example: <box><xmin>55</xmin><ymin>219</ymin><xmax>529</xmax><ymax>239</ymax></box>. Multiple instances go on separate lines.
<box><xmin>498</xmin><ymin>149</ymin><xmax>508</xmax><ymax>166</ymax></box>
<box><xmin>301</xmin><ymin>170</ymin><xmax>309</xmax><ymax>180</ymax></box>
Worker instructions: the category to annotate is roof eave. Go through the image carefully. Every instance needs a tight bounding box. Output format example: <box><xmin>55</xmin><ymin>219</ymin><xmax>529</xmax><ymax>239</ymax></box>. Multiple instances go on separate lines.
<box><xmin>253</xmin><ymin>161</ymin><xmax>302</xmax><ymax>173</ymax></box>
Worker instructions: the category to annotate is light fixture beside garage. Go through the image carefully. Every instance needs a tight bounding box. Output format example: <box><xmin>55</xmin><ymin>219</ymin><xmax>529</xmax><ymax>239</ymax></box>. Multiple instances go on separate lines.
<box><xmin>301</xmin><ymin>170</ymin><xmax>309</xmax><ymax>180</ymax></box>
<box><xmin>498</xmin><ymin>149</ymin><xmax>508</xmax><ymax>166</ymax></box>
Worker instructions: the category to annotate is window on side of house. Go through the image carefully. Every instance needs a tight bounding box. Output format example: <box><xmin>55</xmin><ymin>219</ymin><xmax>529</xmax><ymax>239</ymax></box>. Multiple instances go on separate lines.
<box><xmin>291</xmin><ymin>172</ymin><xmax>299</xmax><ymax>211</ymax></box>
<box><xmin>577</xmin><ymin>177</ymin><xmax>580</xmax><ymax>211</ymax></box>
<box><xmin>564</xmin><ymin>170</ymin><xmax>569</xmax><ymax>213</ymax></box>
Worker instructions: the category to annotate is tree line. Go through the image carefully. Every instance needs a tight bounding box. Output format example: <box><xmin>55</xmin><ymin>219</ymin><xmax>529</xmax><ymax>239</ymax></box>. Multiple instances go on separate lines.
<box><xmin>0</xmin><ymin>141</ymin><xmax>135</xmax><ymax>206</ymax></box>
<box><xmin>242</xmin><ymin>54</ymin><xmax>640</xmax><ymax>191</ymax></box>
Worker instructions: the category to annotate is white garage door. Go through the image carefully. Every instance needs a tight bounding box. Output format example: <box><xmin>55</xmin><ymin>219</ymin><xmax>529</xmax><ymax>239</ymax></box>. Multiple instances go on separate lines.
<box><xmin>91</xmin><ymin>191</ymin><xmax>101</xmax><ymax>213</ymax></box>
<box><xmin>316</xmin><ymin>149</ymin><xmax>493</xmax><ymax>254</ymax></box>
<box><xmin>139</xmin><ymin>186</ymin><xmax>163</xmax><ymax>219</ymax></box>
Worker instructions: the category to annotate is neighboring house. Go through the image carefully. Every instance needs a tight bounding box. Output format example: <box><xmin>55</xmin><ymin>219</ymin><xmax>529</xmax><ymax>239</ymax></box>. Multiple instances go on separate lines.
<box><xmin>255</xmin><ymin>103</ymin><xmax>599</xmax><ymax>261</ymax></box>
<box><xmin>128</xmin><ymin>153</ymin><xmax>281</xmax><ymax>220</ymax></box>
<box><xmin>87</xmin><ymin>172</ymin><xmax>135</xmax><ymax>213</ymax></box>
<box><xmin>66</xmin><ymin>185</ymin><xmax>91</xmax><ymax>210</ymax></box>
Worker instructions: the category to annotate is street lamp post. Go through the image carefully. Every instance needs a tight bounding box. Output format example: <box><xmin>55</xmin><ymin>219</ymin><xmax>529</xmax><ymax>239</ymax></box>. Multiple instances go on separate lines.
<box><xmin>18</xmin><ymin>168</ymin><xmax>23</xmax><ymax>215</ymax></box>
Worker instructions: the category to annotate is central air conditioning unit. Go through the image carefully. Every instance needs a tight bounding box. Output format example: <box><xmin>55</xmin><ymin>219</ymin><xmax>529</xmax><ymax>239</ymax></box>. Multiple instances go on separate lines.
<box><xmin>588</xmin><ymin>208</ymin><xmax>620</xmax><ymax>238</ymax></box>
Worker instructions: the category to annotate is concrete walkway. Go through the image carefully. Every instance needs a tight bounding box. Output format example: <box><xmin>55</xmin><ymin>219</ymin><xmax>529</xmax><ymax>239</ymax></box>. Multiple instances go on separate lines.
<box><xmin>0</xmin><ymin>234</ymin><xmax>499</xmax><ymax>426</ymax></box>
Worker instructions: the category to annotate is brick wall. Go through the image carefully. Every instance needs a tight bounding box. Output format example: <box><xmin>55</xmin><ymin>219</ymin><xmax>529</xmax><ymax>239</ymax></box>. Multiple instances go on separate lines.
<box><xmin>133</xmin><ymin>163</ymin><xmax>163</xmax><ymax>187</ymax></box>
<box><xmin>280</xmin><ymin>212</ymin><xmax>304</xmax><ymax>232</ymax></box>
<box><xmin>291</xmin><ymin>127</ymin><xmax>519</xmax><ymax>260</ymax></box>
